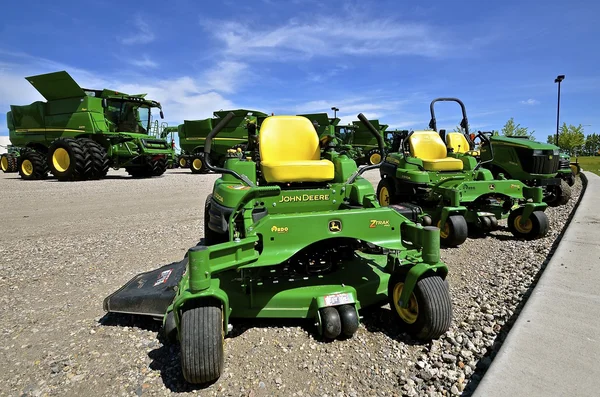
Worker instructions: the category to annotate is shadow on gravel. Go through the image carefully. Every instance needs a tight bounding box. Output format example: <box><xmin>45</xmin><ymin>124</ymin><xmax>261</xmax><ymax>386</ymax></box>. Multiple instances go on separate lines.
<box><xmin>360</xmin><ymin>306</ymin><xmax>431</xmax><ymax>346</ymax></box>
<box><xmin>462</xmin><ymin>177</ymin><xmax>587</xmax><ymax>397</ymax></box>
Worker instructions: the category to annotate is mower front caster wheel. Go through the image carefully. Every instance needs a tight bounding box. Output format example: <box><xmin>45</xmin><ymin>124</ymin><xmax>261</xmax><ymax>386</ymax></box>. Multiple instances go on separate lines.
<box><xmin>388</xmin><ymin>274</ymin><xmax>453</xmax><ymax>340</ymax></box>
<box><xmin>437</xmin><ymin>215</ymin><xmax>468</xmax><ymax>247</ymax></box>
<box><xmin>318</xmin><ymin>307</ymin><xmax>342</xmax><ymax>340</ymax></box>
<box><xmin>180</xmin><ymin>304</ymin><xmax>224</xmax><ymax>384</ymax></box>
<box><xmin>337</xmin><ymin>304</ymin><xmax>359</xmax><ymax>337</ymax></box>
<box><xmin>508</xmin><ymin>209</ymin><xmax>549</xmax><ymax>239</ymax></box>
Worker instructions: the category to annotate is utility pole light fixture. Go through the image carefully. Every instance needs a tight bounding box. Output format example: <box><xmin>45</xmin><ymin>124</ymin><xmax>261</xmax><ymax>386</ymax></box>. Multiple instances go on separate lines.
<box><xmin>331</xmin><ymin>107</ymin><xmax>339</xmax><ymax>118</ymax></box>
<box><xmin>554</xmin><ymin>75</ymin><xmax>565</xmax><ymax>146</ymax></box>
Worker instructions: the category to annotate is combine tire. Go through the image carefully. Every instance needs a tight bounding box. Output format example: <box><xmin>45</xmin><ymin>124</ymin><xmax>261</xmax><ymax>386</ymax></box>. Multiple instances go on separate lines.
<box><xmin>79</xmin><ymin>138</ymin><xmax>109</xmax><ymax>179</ymax></box>
<box><xmin>376</xmin><ymin>178</ymin><xmax>397</xmax><ymax>206</ymax></box>
<box><xmin>190</xmin><ymin>154</ymin><xmax>207</xmax><ymax>174</ymax></box>
<box><xmin>179</xmin><ymin>156</ymin><xmax>188</xmax><ymax>168</ymax></box>
<box><xmin>508</xmin><ymin>208</ymin><xmax>549</xmax><ymax>239</ymax></box>
<box><xmin>388</xmin><ymin>273</ymin><xmax>452</xmax><ymax>340</ymax></box>
<box><xmin>1</xmin><ymin>154</ymin><xmax>18</xmax><ymax>173</ymax></box>
<box><xmin>181</xmin><ymin>304</ymin><xmax>224</xmax><ymax>384</ymax></box>
<box><xmin>126</xmin><ymin>166</ymin><xmax>152</xmax><ymax>178</ymax></box>
<box><xmin>367</xmin><ymin>149</ymin><xmax>382</xmax><ymax>165</ymax></box>
<box><xmin>437</xmin><ymin>215</ymin><xmax>468</xmax><ymax>247</ymax></box>
<box><xmin>47</xmin><ymin>138</ymin><xmax>90</xmax><ymax>181</ymax></box>
<box><xmin>150</xmin><ymin>157</ymin><xmax>167</xmax><ymax>176</ymax></box>
<box><xmin>545</xmin><ymin>180</ymin><xmax>571</xmax><ymax>207</ymax></box>
<box><xmin>18</xmin><ymin>150</ymin><xmax>48</xmax><ymax>180</ymax></box>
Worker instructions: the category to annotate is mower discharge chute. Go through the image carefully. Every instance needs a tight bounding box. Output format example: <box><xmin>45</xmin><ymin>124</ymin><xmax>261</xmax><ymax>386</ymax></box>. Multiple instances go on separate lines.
<box><xmin>104</xmin><ymin>112</ymin><xmax>453</xmax><ymax>384</ymax></box>
<box><xmin>377</xmin><ymin>98</ymin><xmax>550</xmax><ymax>247</ymax></box>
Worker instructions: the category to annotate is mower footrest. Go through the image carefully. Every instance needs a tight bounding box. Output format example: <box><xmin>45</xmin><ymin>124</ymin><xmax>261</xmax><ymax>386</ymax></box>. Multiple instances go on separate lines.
<box><xmin>103</xmin><ymin>259</ymin><xmax>187</xmax><ymax>317</ymax></box>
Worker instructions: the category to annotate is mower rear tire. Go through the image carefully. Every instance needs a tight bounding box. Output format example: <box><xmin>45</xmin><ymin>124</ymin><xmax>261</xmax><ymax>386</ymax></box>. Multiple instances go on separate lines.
<box><xmin>508</xmin><ymin>208</ymin><xmax>549</xmax><ymax>239</ymax></box>
<box><xmin>377</xmin><ymin>178</ymin><xmax>397</xmax><ymax>207</ymax></box>
<box><xmin>181</xmin><ymin>304</ymin><xmax>224</xmax><ymax>384</ymax></box>
<box><xmin>204</xmin><ymin>194</ymin><xmax>228</xmax><ymax>245</ymax></box>
<box><xmin>319</xmin><ymin>307</ymin><xmax>342</xmax><ymax>340</ymax></box>
<box><xmin>79</xmin><ymin>138</ymin><xmax>109</xmax><ymax>179</ymax></box>
<box><xmin>337</xmin><ymin>304</ymin><xmax>359</xmax><ymax>337</ymax></box>
<box><xmin>367</xmin><ymin>149</ymin><xmax>382</xmax><ymax>165</ymax></box>
<box><xmin>388</xmin><ymin>273</ymin><xmax>452</xmax><ymax>340</ymax></box>
<box><xmin>18</xmin><ymin>150</ymin><xmax>48</xmax><ymax>180</ymax></box>
<box><xmin>545</xmin><ymin>180</ymin><xmax>571</xmax><ymax>207</ymax></box>
<box><xmin>47</xmin><ymin>138</ymin><xmax>90</xmax><ymax>181</ymax></box>
<box><xmin>437</xmin><ymin>215</ymin><xmax>468</xmax><ymax>247</ymax></box>
<box><xmin>190</xmin><ymin>155</ymin><xmax>207</xmax><ymax>174</ymax></box>
<box><xmin>565</xmin><ymin>173</ymin><xmax>576</xmax><ymax>187</ymax></box>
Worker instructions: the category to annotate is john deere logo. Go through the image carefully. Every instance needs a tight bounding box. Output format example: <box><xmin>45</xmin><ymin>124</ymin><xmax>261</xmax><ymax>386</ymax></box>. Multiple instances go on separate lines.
<box><xmin>328</xmin><ymin>220</ymin><xmax>342</xmax><ymax>232</ymax></box>
<box><xmin>489</xmin><ymin>184</ymin><xmax>495</xmax><ymax>191</ymax></box>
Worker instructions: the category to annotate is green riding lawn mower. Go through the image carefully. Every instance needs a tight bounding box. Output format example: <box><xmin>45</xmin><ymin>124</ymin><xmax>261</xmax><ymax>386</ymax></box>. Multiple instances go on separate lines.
<box><xmin>377</xmin><ymin>98</ymin><xmax>550</xmax><ymax>247</ymax></box>
<box><xmin>104</xmin><ymin>112</ymin><xmax>453</xmax><ymax>384</ymax></box>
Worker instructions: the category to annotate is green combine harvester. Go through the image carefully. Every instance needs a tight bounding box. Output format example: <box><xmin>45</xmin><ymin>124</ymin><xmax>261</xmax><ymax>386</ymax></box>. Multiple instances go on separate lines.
<box><xmin>177</xmin><ymin>109</ymin><xmax>268</xmax><ymax>173</ymax></box>
<box><xmin>3</xmin><ymin>71</ymin><xmax>175</xmax><ymax>180</ymax></box>
<box><xmin>300</xmin><ymin>110</ymin><xmax>389</xmax><ymax>165</ymax></box>
<box><xmin>104</xmin><ymin>112</ymin><xmax>453</xmax><ymax>384</ymax></box>
<box><xmin>377</xmin><ymin>98</ymin><xmax>550</xmax><ymax>246</ymax></box>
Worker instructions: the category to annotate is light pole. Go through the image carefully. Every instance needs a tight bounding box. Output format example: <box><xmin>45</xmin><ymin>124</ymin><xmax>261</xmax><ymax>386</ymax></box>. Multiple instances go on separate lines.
<box><xmin>554</xmin><ymin>74</ymin><xmax>565</xmax><ymax>146</ymax></box>
<box><xmin>331</xmin><ymin>107</ymin><xmax>339</xmax><ymax>119</ymax></box>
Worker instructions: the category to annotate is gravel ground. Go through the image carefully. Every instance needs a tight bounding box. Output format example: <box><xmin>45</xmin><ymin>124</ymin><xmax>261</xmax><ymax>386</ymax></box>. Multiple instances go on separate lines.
<box><xmin>0</xmin><ymin>169</ymin><xmax>583</xmax><ymax>397</ymax></box>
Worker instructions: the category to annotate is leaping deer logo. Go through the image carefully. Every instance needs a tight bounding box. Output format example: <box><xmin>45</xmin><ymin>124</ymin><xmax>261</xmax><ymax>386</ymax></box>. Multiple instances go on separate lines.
<box><xmin>329</xmin><ymin>220</ymin><xmax>342</xmax><ymax>232</ymax></box>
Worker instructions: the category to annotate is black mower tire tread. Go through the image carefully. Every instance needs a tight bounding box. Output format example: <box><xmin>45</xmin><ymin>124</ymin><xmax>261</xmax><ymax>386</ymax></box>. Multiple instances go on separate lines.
<box><xmin>203</xmin><ymin>194</ymin><xmax>228</xmax><ymax>245</ymax></box>
<box><xmin>181</xmin><ymin>305</ymin><xmax>224</xmax><ymax>384</ymax></box>
<box><xmin>555</xmin><ymin>180</ymin><xmax>571</xmax><ymax>206</ymax></box>
<box><xmin>18</xmin><ymin>150</ymin><xmax>48</xmax><ymax>180</ymax></box>
<box><xmin>48</xmin><ymin>138</ymin><xmax>91</xmax><ymax>181</ymax></box>
<box><xmin>79</xmin><ymin>138</ymin><xmax>109</xmax><ymax>179</ymax></box>
<box><xmin>440</xmin><ymin>215</ymin><xmax>468</xmax><ymax>247</ymax></box>
<box><xmin>320</xmin><ymin>307</ymin><xmax>342</xmax><ymax>339</ymax></box>
<box><xmin>507</xmin><ymin>208</ymin><xmax>549</xmax><ymax>239</ymax></box>
<box><xmin>412</xmin><ymin>276</ymin><xmax>453</xmax><ymax>340</ymax></box>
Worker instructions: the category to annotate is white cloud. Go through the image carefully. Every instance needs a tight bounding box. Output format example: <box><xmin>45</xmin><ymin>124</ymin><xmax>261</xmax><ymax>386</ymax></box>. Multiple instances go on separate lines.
<box><xmin>204</xmin><ymin>61</ymin><xmax>248</xmax><ymax>94</ymax></box>
<box><xmin>126</xmin><ymin>55</ymin><xmax>158</xmax><ymax>69</ymax></box>
<box><xmin>119</xmin><ymin>15</ymin><xmax>155</xmax><ymax>45</ymax></box>
<box><xmin>520</xmin><ymin>98</ymin><xmax>540</xmax><ymax>105</ymax></box>
<box><xmin>202</xmin><ymin>11</ymin><xmax>454</xmax><ymax>60</ymax></box>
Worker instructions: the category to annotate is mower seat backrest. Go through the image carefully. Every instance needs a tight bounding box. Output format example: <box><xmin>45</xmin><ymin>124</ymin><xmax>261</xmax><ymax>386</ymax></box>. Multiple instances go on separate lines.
<box><xmin>408</xmin><ymin>130</ymin><xmax>464</xmax><ymax>172</ymax></box>
<box><xmin>446</xmin><ymin>132</ymin><xmax>480</xmax><ymax>156</ymax></box>
<box><xmin>259</xmin><ymin>115</ymin><xmax>335</xmax><ymax>183</ymax></box>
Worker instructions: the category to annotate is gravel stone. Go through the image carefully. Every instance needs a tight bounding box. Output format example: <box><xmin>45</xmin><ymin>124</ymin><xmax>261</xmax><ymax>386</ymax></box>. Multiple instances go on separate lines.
<box><xmin>0</xmin><ymin>169</ymin><xmax>583</xmax><ymax>396</ymax></box>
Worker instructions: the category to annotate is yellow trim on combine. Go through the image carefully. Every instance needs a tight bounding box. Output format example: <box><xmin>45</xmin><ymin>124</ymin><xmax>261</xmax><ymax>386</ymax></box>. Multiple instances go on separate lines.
<box><xmin>184</xmin><ymin>137</ymin><xmax>248</xmax><ymax>141</ymax></box>
<box><xmin>15</xmin><ymin>128</ymin><xmax>86</xmax><ymax>133</ymax></box>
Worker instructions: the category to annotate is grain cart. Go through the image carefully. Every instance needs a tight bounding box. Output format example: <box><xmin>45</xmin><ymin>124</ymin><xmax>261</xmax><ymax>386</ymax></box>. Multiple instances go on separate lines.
<box><xmin>178</xmin><ymin>109</ymin><xmax>268</xmax><ymax>173</ymax></box>
<box><xmin>104</xmin><ymin>112</ymin><xmax>453</xmax><ymax>384</ymax></box>
<box><xmin>6</xmin><ymin>71</ymin><xmax>174</xmax><ymax>181</ymax></box>
<box><xmin>377</xmin><ymin>98</ymin><xmax>550</xmax><ymax>246</ymax></box>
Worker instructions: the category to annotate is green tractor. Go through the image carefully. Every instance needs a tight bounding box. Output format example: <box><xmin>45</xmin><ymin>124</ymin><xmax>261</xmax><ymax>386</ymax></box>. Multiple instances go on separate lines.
<box><xmin>1</xmin><ymin>145</ymin><xmax>21</xmax><ymax>173</ymax></box>
<box><xmin>300</xmin><ymin>110</ymin><xmax>389</xmax><ymax>165</ymax></box>
<box><xmin>177</xmin><ymin>109</ymin><xmax>268</xmax><ymax>173</ymax></box>
<box><xmin>377</xmin><ymin>98</ymin><xmax>549</xmax><ymax>247</ymax></box>
<box><xmin>5</xmin><ymin>71</ymin><xmax>175</xmax><ymax>181</ymax></box>
<box><xmin>104</xmin><ymin>112</ymin><xmax>453</xmax><ymax>384</ymax></box>
<box><xmin>472</xmin><ymin>128</ymin><xmax>572</xmax><ymax>207</ymax></box>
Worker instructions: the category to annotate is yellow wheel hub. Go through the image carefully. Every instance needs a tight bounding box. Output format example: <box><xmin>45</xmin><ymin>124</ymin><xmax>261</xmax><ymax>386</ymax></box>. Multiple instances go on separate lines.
<box><xmin>192</xmin><ymin>158</ymin><xmax>202</xmax><ymax>170</ymax></box>
<box><xmin>379</xmin><ymin>186</ymin><xmax>390</xmax><ymax>206</ymax></box>
<box><xmin>514</xmin><ymin>215</ymin><xmax>533</xmax><ymax>233</ymax></box>
<box><xmin>437</xmin><ymin>220</ymin><xmax>450</xmax><ymax>239</ymax></box>
<box><xmin>1</xmin><ymin>156</ymin><xmax>7</xmax><ymax>171</ymax></box>
<box><xmin>179</xmin><ymin>158</ymin><xmax>187</xmax><ymax>167</ymax></box>
<box><xmin>370</xmin><ymin>153</ymin><xmax>381</xmax><ymax>165</ymax></box>
<box><xmin>21</xmin><ymin>159</ymin><xmax>33</xmax><ymax>176</ymax></box>
<box><xmin>52</xmin><ymin>148</ymin><xmax>70</xmax><ymax>172</ymax></box>
<box><xmin>392</xmin><ymin>282</ymin><xmax>419</xmax><ymax>324</ymax></box>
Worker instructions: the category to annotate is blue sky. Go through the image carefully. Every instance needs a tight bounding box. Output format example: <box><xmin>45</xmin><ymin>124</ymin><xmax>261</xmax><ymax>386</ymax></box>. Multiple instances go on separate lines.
<box><xmin>0</xmin><ymin>0</ymin><xmax>598</xmax><ymax>143</ymax></box>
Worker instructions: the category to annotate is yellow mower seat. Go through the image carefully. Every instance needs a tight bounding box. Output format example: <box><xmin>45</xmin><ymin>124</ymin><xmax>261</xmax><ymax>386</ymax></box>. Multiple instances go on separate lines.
<box><xmin>409</xmin><ymin>130</ymin><xmax>464</xmax><ymax>171</ymax></box>
<box><xmin>259</xmin><ymin>115</ymin><xmax>334</xmax><ymax>183</ymax></box>
<box><xmin>446</xmin><ymin>132</ymin><xmax>480</xmax><ymax>156</ymax></box>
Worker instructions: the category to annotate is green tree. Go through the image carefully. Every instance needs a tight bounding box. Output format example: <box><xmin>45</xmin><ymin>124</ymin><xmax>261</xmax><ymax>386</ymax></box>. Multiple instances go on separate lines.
<box><xmin>557</xmin><ymin>123</ymin><xmax>585</xmax><ymax>155</ymax></box>
<box><xmin>546</xmin><ymin>134</ymin><xmax>556</xmax><ymax>145</ymax></box>
<box><xmin>501</xmin><ymin>118</ymin><xmax>534</xmax><ymax>138</ymax></box>
<box><xmin>583</xmin><ymin>133</ymin><xmax>600</xmax><ymax>156</ymax></box>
